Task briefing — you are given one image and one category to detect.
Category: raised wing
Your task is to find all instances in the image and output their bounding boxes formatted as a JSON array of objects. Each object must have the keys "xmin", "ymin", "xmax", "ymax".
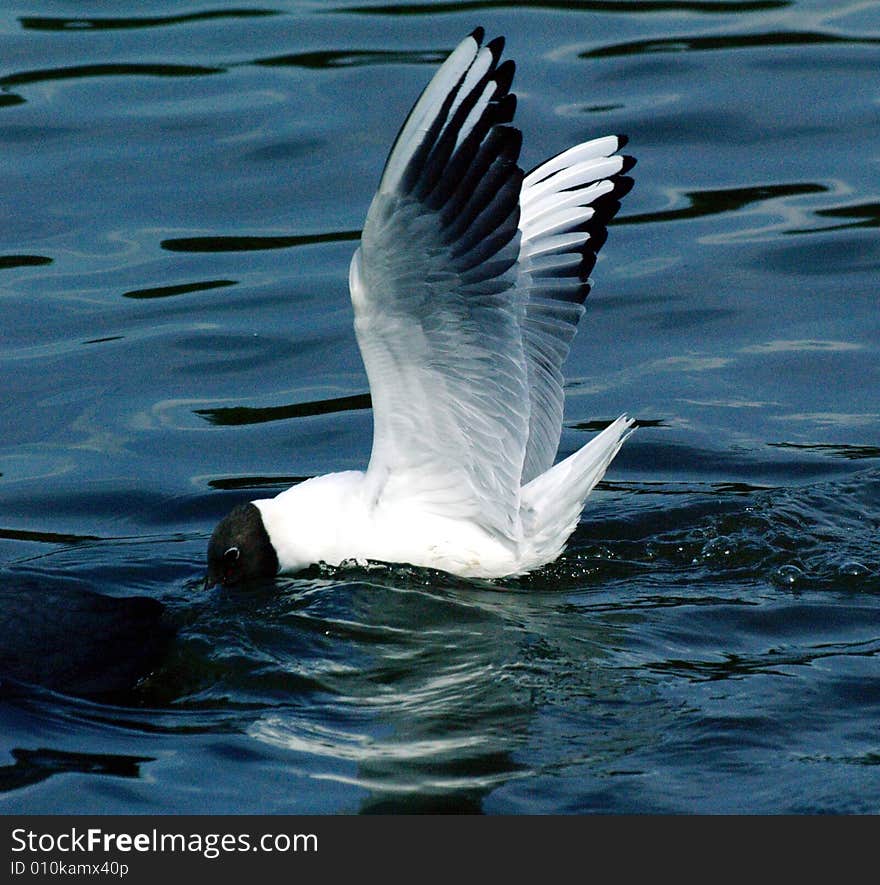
[
  {"xmin": 349, "ymin": 29, "xmax": 529, "ymax": 542},
  {"xmin": 517, "ymin": 138, "xmax": 635, "ymax": 483}
]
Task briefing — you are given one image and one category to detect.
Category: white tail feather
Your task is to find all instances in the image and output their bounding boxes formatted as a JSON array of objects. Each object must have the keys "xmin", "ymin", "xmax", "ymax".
[{"xmin": 519, "ymin": 415, "xmax": 634, "ymax": 568}]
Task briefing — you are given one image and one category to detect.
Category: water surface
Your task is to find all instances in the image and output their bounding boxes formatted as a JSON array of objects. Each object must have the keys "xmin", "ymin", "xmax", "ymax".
[{"xmin": 1, "ymin": 0, "xmax": 879, "ymax": 813}]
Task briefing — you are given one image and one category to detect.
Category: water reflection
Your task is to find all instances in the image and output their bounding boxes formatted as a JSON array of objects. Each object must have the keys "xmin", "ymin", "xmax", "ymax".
[
  {"xmin": 19, "ymin": 10, "xmax": 278, "ymax": 32},
  {"xmin": 0, "ymin": 746, "xmax": 152, "ymax": 793},
  {"xmin": 122, "ymin": 279, "xmax": 236, "ymax": 300},
  {"xmin": 196, "ymin": 393, "xmax": 371, "ymax": 426},
  {"xmin": 791, "ymin": 200, "xmax": 880, "ymax": 234},
  {"xmin": 241, "ymin": 573, "xmax": 639, "ymax": 811},
  {"xmin": 208, "ymin": 476, "xmax": 308, "ymax": 491},
  {"xmin": 335, "ymin": 1, "xmax": 790, "ymax": 16},
  {"xmin": 584, "ymin": 29, "xmax": 880, "ymax": 58},
  {"xmin": 256, "ymin": 49, "xmax": 447, "ymax": 69},
  {"xmin": 0, "ymin": 63, "xmax": 224, "ymax": 90},
  {"xmin": 618, "ymin": 182, "xmax": 827, "ymax": 227},
  {"xmin": 161, "ymin": 231, "xmax": 361, "ymax": 253},
  {"xmin": 768, "ymin": 442, "xmax": 880, "ymax": 461},
  {"xmin": 0, "ymin": 255, "xmax": 52, "ymax": 269}
]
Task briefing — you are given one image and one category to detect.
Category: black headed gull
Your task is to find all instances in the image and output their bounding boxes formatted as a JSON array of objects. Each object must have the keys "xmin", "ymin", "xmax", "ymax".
[{"xmin": 207, "ymin": 29, "xmax": 635, "ymax": 585}]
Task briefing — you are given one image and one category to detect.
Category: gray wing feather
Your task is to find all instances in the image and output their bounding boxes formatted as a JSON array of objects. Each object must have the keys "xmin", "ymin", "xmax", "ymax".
[{"xmin": 351, "ymin": 31, "xmax": 529, "ymax": 541}]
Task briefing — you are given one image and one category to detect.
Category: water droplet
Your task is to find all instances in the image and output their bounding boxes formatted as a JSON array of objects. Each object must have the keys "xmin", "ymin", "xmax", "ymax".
[
  {"xmin": 702, "ymin": 535, "xmax": 734, "ymax": 559},
  {"xmin": 837, "ymin": 560, "xmax": 871, "ymax": 579},
  {"xmin": 772, "ymin": 564, "xmax": 804, "ymax": 587}
]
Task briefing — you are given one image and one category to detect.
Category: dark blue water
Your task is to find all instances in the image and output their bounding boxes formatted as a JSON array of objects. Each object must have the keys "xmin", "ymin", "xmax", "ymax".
[{"xmin": 2, "ymin": 0, "xmax": 879, "ymax": 814}]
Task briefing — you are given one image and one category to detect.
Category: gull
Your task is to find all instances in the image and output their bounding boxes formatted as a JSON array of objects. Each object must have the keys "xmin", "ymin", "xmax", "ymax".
[{"xmin": 207, "ymin": 28, "xmax": 635, "ymax": 586}]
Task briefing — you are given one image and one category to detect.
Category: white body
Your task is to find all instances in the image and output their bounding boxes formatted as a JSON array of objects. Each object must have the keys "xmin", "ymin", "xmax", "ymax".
[{"xmin": 255, "ymin": 415, "xmax": 632, "ymax": 579}]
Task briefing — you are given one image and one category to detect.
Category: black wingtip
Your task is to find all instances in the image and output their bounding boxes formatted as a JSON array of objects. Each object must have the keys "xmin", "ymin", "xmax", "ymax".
[
  {"xmin": 503, "ymin": 92, "xmax": 518, "ymax": 122},
  {"xmin": 611, "ymin": 175, "xmax": 635, "ymax": 201},
  {"xmin": 492, "ymin": 124, "xmax": 523, "ymax": 164},
  {"xmin": 587, "ymin": 179, "xmax": 633, "ymax": 218},
  {"xmin": 619, "ymin": 155, "xmax": 637, "ymax": 176},
  {"xmin": 469, "ymin": 27, "xmax": 485, "ymax": 46},
  {"xmin": 486, "ymin": 35, "xmax": 506, "ymax": 61},
  {"xmin": 494, "ymin": 58, "xmax": 516, "ymax": 95},
  {"xmin": 615, "ymin": 133, "xmax": 629, "ymax": 150}
]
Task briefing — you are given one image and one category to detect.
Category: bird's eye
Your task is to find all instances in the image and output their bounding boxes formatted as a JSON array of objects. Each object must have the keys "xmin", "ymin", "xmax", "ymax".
[{"xmin": 222, "ymin": 546, "xmax": 240, "ymax": 582}]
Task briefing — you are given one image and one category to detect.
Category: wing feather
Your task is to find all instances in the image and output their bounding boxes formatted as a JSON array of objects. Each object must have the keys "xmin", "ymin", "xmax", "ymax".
[
  {"xmin": 518, "ymin": 140, "xmax": 635, "ymax": 483},
  {"xmin": 350, "ymin": 31, "xmax": 529, "ymax": 542}
]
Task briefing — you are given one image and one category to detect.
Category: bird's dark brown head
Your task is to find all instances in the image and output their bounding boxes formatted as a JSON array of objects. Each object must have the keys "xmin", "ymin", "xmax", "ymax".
[{"xmin": 206, "ymin": 503, "xmax": 279, "ymax": 588}]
